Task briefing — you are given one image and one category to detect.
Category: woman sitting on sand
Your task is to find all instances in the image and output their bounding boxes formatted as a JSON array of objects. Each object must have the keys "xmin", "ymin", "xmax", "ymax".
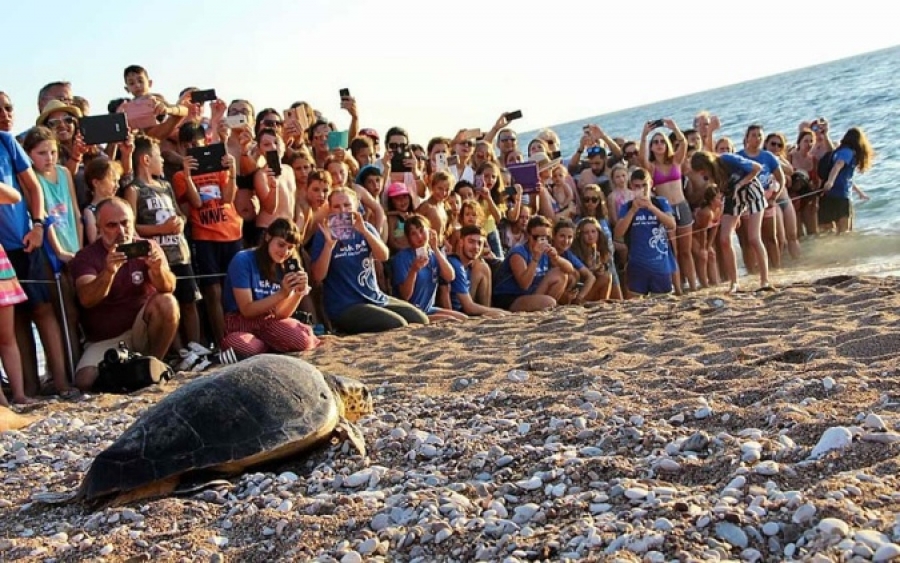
[
  {"xmin": 310, "ymin": 187, "xmax": 429, "ymax": 334},
  {"xmin": 222, "ymin": 219, "xmax": 320, "ymax": 359},
  {"xmin": 571, "ymin": 217, "xmax": 614, "ymax": 301},
  {"xmin": 551, "ymin": 218, "xmax": 595, "ymax": 304}
]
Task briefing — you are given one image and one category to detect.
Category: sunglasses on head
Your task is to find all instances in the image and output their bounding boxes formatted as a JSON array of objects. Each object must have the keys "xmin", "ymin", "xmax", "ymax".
[
  {"xmin": 586, "ymin": 147, "xmax": 605, "ymax": 157},
  {"xmin": 262, "ymin": 119, "xmax": 283, "ymax": 127},
  {"xmin": 47, "ymin": 116, "xmax": 76, "ymax": 127}
]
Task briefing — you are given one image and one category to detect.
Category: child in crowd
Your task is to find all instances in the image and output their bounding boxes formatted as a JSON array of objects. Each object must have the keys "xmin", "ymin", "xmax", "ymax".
[
  {"xmin": 125, "ymin": 134, "xmax": 206, "ymax": 366},
  {"xmin": 23, "ymin": 127, "xmax": 80, "ymax": 397},
  {"xmin": 613, "ymin": 167, "xmax": 677, "ymax": 297},
  {"xmin": 0, "ymin": 183, "xmax": 34, "ymax": 405},
  {"xmin": 386, "ymin": 182, "xmax": 415, "ymax": 254}
]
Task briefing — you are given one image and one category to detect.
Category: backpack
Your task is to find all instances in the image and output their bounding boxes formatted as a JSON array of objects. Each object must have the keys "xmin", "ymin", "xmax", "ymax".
[
  {"xmin": 816, "ymin": 150, "xmax": 836, "ymax": 183},
  {"xmin": 94, "ymin": 342, "xmax": 173, "ymax": 394}
]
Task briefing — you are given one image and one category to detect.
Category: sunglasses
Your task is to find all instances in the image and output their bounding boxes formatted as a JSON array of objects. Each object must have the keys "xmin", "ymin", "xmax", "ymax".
[
  {"xmin": 624, "ymin": 151, "xmax": 638, "ymax": 158},
  {"xmin": 586, "ymin": 147, "xmax": 606, "ymax": 157},
  {"xmin": 262, "ymin": 119, "xmax": 283, "ymax": 128},
  {"xmin": 458, "ymin": 140, "xmax": 474, "ymax": 147},
  {"xmin": 499, "ymin": 137, "xmax": 516, "ymax": 143},
  {"xmin": 1, "ymin": 105, "xmax": 13, "ymax": 113},
  {"xmin": 389, "ymin": 142, "xmax": 407, "ymax": 151},
  {"xmin": 651, "ymin": 139, "xmax": 667, "ymax": 145},
  {"xmin": 583, "ymin": 196, "xmax": 601, "ymax": 203},
  {"xmin": 47, "ymin": 116, "xmax": 76, "ymax": 127},
  {"xmin": 228, "ymin": 108, "xmax": 250, "ymax": 116},
  {"xmin": 768, "ymin": 141, "xmax": 784, "ymax": 148}
]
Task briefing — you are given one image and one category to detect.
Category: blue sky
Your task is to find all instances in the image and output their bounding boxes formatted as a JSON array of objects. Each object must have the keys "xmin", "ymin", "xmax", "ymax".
[{"xmin": 4, "ymin": 0, "xmax": 897, "ymax": 142}]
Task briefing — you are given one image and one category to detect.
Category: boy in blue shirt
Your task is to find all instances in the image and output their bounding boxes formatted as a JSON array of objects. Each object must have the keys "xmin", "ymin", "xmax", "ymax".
[{"xmin": 614, "ymin": 167, "xmax": 677, "ymax": 297}]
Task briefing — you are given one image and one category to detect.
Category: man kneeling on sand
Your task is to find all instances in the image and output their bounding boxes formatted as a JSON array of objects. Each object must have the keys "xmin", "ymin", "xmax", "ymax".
[{"xmin": 69, "ymin": 197, "xmax": 179, "ymax": 391}]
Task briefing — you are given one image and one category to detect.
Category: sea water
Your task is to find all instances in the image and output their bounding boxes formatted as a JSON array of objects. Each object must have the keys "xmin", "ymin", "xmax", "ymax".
[{"xmin": 523, "ymin": 44, "xmax": 900, "ymax": 280}]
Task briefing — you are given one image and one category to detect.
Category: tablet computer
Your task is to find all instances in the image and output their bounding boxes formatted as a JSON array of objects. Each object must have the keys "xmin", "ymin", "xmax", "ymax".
[
  {"xmin": 80, "ymin": 114, "xmax": 128, "ymax": 146},
  {"xmin": 186, "ymin": 143, "xmax": 227, "ymax": 176},
  {"xmin": 507, "ymin": 162, "xmax": 539, "ymax": 193}
]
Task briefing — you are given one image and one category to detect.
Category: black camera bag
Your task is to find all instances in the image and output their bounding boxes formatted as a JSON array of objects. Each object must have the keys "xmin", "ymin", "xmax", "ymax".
[{"xmin": 94, "ymin": 351, "xmax": 174, "ymax": 394}]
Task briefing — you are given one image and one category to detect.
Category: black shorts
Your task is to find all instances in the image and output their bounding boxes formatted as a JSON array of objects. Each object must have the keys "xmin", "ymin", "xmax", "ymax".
[
  {"xmin": 191, "ymin": 239, "xmax": 242, "ymax": 287},
  {"xmin": 818, "ymin": 196, "xmax": 851, "ymax": 224},
  {"xmin": 170, "ymin": 263, "xmax": 201, "ymax": 304},
  {"xmin": 492, "ymin": 293, "xmax": 520, "ymax": 311},
  {"xmin": 6, "ymin": 247, "xmax": 53, "ymax": 308}
]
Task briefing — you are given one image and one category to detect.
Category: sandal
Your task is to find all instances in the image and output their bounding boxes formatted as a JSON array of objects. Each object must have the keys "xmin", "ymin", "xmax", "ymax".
[{"xmin": 58, "ymin": 388, "xmax": 82, "ymax": 401}]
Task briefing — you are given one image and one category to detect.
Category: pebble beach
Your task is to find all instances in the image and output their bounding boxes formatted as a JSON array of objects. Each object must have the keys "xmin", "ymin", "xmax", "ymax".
[{"xmin": 2, "ymin": 274, "xmax": 900, "ymax": 562}]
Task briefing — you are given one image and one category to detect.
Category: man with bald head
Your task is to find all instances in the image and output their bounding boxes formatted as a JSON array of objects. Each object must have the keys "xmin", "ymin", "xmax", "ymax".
[{"xmin": 69, "ymin": 197, "xmax": 179, "ymax": 391}]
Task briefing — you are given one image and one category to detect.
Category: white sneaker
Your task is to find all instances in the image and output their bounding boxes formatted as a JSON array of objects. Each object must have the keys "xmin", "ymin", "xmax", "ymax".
[
  {"xmin": 192, "ymin": 357, "xmax": 212, "ymax": 372},
  {"xmin": 176, "ymin": 351, "xmax": 200, "ymax": 371},
  {"xmin": 187, "ymin": 342, "xmax": 213, "ymax": 356},
  {"xmin": 213, "ymin": 348, "xmax": 239, "ymax": 365}
]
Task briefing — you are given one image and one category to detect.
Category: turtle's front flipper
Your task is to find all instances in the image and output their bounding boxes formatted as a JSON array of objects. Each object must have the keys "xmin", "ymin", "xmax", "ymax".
[
  {"xmin": 31, "ymin": 491, "xmax": 78, "ymax": 505},
  {"xmin": 332, "ymin": 418, "xmax": 367, "ymax": 457}
]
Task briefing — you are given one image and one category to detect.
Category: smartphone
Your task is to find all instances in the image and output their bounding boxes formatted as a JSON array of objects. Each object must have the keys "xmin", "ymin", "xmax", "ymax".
[
  {"xmin": 284, "ymin": 108, "xmax": 298, "ymax": 121},
  {"xmin": 463, "ymin": 128, "xmax": 482, "ymax": 140},
  {"xmin": 265, "ymin": 150, "xmax": 282, "ymax": 177},
  {"xmin": 475, "ymin": 175, "xmax": 486, "ymax": 191},
  {"xmin": 649, "ymin": 119, "xmax": 665, "ymax": 129},
  {"xmin": 118, "ymin": 240, "xmax": 151, "ymax": 259},
  {"xmin": 811, "ymin": 124, "xmax": 821, "ymax": 133},
  {"xmin": 190, "ymin": 89, "xmax": 217, "ymax": 104},
  {"xmin": 447, "ymin": 154, "xmax": 460, "ymax": 167},
  {"xmin": 391, "ymin": 146, "xmax": 413, "ymax": 173},
  {"xmin": 504, "ymin": 186, "xmax": 517, "ymax": 198},
  {"xmin": 505, "ymin": 110, "xmax": 523, "ymax": 122},
  {"xmin": 284, "ymin": 257, "xmax": 301, "ymax": 273},
  {"xmin": 415, "ymin": 246, "xmax": 428, "ymax": 259},
  {"xmin": 224, "ymin": 114, "xmax": 247, "ymax": 129},
  {"xmin": 434, "ymin": 153, "xmax": 448, "ymax": 171},
  {"xmin": 339, "ymin": 88, "xmax": 351, "ymax": 99},
  {"xmin": 550, "ymin": 150, "xmax": 562, "ymax": 160}
]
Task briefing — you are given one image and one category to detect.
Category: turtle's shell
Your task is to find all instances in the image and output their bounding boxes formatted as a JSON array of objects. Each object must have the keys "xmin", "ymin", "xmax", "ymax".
[{"xmin": 80, "ymin": 354, "xmax": 341, "ymax": 503}]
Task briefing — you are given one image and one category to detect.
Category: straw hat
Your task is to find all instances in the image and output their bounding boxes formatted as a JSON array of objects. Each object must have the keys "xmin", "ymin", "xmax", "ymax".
[{"xmin": 36, "ymin": 100, "xmax": 82, "ymax": 126}]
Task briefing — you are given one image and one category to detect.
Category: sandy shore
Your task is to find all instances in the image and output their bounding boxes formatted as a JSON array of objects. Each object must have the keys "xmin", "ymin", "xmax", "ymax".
[{"xmin": 2, "ymin": 275, "xmax": 900, "ymax": 562}]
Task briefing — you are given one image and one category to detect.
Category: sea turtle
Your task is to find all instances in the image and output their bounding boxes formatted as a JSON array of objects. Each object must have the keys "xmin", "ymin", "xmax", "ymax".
[{"xmin": 42, "ymin": 354, "xmax": 372, "ymax": 507}]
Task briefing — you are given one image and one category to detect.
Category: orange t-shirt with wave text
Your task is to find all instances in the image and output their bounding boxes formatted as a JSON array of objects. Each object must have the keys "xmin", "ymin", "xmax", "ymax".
[{"xmin": 172, "ymin": 170, "xmax": 242, "ymax": 242}]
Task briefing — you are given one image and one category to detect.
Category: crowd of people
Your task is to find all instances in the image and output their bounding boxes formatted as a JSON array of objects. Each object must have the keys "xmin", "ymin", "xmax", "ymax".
[{"xmin": 0, "ymin": 66, "xmax": 875, "ymax": 403}]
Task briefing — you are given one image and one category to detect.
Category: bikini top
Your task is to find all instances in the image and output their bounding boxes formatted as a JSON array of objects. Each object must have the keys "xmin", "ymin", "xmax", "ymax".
[{"xmin": 652, "ymin": 163, "xmax": 682, "ymax": 186}]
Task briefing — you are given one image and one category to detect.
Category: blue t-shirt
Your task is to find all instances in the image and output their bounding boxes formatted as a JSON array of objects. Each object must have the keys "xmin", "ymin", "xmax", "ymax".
[
  {"xmin": 737, "ymin": 149, "xmax": 780, "ymax": 191},
  {"xmin": 0, "ymin": 132, "xmax": 33, "ymax": 250},
  {"xmin": 310, "ymin": 222, "xmax": 388, "ymax": 319},
  {"xmin": 493, "ymin": 244, "xmax": 550, "ymax": 296},
  {"xmin": 448, "ymin": 255, "xmax": 471, "ymax": 312},
  {"xmin": 719, "ymin": 153, "xmax": 758, "ymax": 193},
  {"xmin": 619, "ymin": 197, "xmax": 677, "ymax": 274},
  {"xmin": 825, "ymin": 147, "xmax": 856, "ymax": 199},
  {"xmin": 222, "ymin": 249, "xmax": 283, "ymax": 314},
  {"xmin": 562, "ymin": 249, "xmax": 585, "ymax": 270},
  {"xmin": 392, "ymin": 247, "xmax": 440, "ymax": 314}
]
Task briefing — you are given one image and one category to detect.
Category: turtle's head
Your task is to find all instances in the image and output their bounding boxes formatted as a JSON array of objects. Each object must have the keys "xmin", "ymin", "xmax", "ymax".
[{"xmin": 327, "ymin": 375, "xmax": 373, "ymax": 422}]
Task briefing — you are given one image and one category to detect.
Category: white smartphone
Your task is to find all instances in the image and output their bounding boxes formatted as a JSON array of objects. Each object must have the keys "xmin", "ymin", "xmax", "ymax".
[
  {"xmin": 434, "ymin": 153, "xmax": 449, "ymax": 172},
  {"xmin": 224, "ymin": 114, "xmax": 247, "ymax": 129},
  {"xmin": 415, "ymin": 246, "xmax": 428, "ymax": 259}
]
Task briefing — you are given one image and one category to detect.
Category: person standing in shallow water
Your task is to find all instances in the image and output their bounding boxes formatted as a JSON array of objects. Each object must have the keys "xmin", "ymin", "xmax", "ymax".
[{"xmin": 818, "ymin": 127, "xmax": 874, "ymax": 234}]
